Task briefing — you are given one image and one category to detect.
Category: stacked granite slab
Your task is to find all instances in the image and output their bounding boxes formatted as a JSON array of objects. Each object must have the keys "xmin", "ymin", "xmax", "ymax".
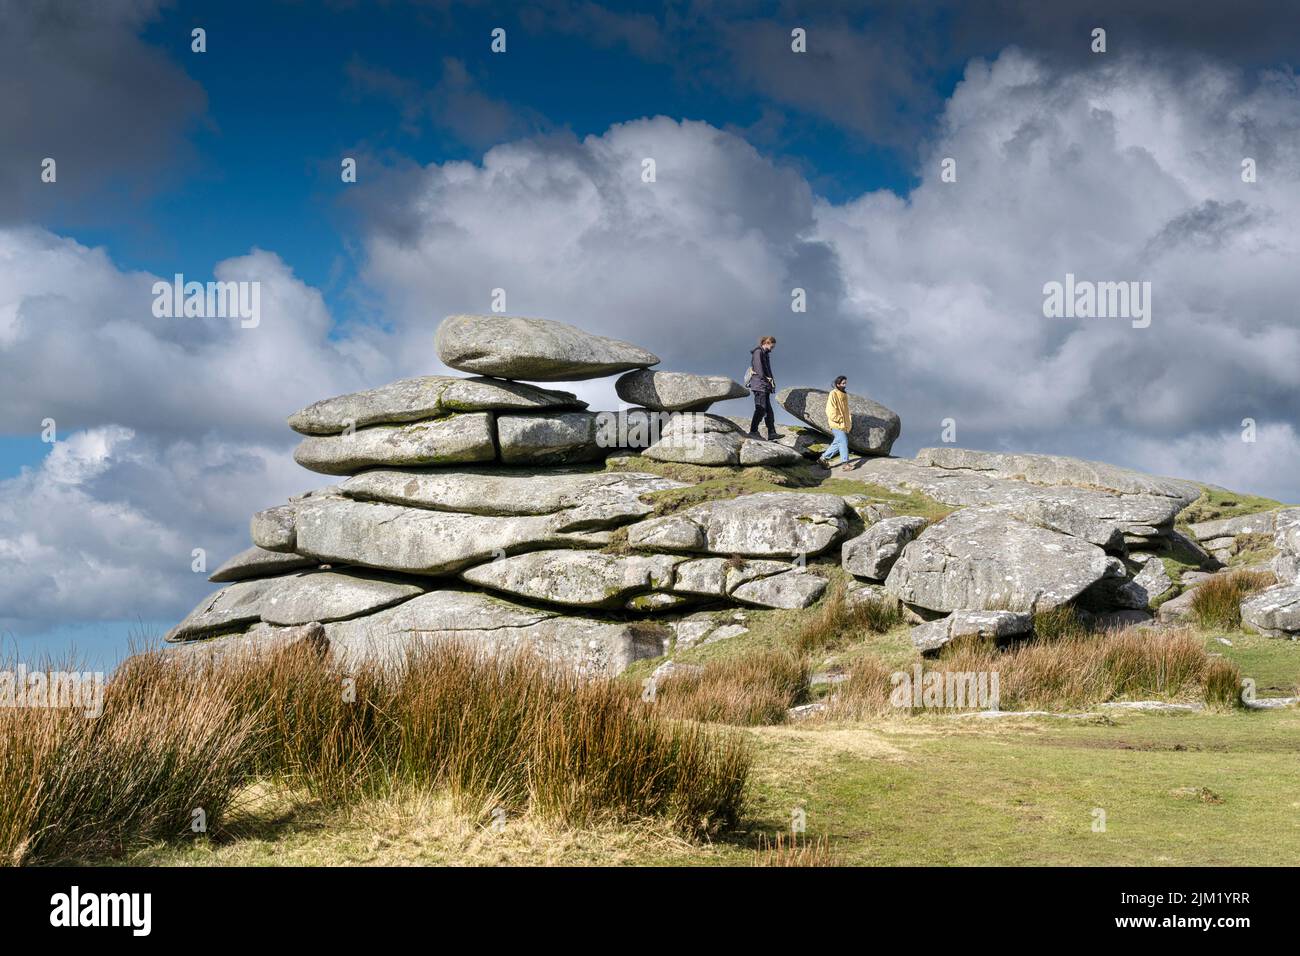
[
  {"xmin": 169, "ymin": 314, "xmax": 844, "ymax": 674},
  {"xmin": 837, "ymin": 448, "xmax": 1205, "ymax": 652}
]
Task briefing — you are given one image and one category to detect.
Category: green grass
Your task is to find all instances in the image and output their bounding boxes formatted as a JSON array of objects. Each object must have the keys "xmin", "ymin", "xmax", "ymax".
[{"xmin": 1178, "ymin": 485, "xmax": 1288, "ymax": 528}]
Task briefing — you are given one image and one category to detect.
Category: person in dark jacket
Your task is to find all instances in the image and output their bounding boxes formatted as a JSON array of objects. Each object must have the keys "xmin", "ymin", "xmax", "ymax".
[{"xmin": 747, "ymin": 335, "xmax": 778, "ymax": 440}]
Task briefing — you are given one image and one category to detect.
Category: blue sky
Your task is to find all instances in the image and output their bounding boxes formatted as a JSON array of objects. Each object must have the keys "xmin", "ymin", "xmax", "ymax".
[{"xmin": 2, "ymin": 1, "xmax": 1298, "ymax": 668}]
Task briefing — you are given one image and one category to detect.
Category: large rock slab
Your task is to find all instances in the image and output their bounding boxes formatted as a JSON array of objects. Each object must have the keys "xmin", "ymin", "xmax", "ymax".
[
  {"xmin": 259, "ymin": 570, "xmax": 425, "ymax": 626},
  {"xmin": 251, "ymin": 505, "xmax": 298, "ymax": 551},
  {"xmin": 911, "ymin": 609, "xmax": 1033, "ymax": 654},
  {"xmin": 166, "ymin": 578, "xmax": 278, "ymax": 642},
  {"xmin": 615, "ymin": 370, "xmax": 746, "ymax": 412},
  {"xmin": 496, "ymin": 411, "xmax": 606, "ymax": 465},
  {"xmin": 627, "ymin": 492, "xmax": 848, "ymax": 558},
  {"xmin": 293, "ymin": 413, "xmax": 496, "ymax": 475},
  {"xmin": 292, "ymin": 496, "xmax": 610, "ymax": 575},
  {"xmin": 288, "ymin": 376, "xmax": 585, "ymax": 435},
  {"xmin": 340, "ymin": 468, "xmax": 683, "ymax": 529},
  {"xmin": 210, "ymin": 546, "xmax": 318, "ymax": 583},
  {"xmin": 1240, "ymin": 585, "xmax": 1300, "ymax": 638},
  {"xmin": 731, "ymin": 570, "xmax": 827, "ymax": 609},
  {"xmin": 461, "ymin": 551, "xmax": 683, "ymax": 609},
  {"xmin": 436, "ymin": 314, "xmax": 659, "ymax": 381},
  {"xmin": 884, "ymin": 507, "xmax": 1112, "ymax": 613},
  {"xmin": 1187, "ymin": 510, "xmax": 1280, "ymax": 542},
  {"xmin": 642, "ymin": 413, "xmax": 801, "ymax": 467},
  {"xmin": 915, "ymin": 448, "xmax": 1203, "ymax": 503},
  {"xmin": 842, "ymin": 516, "xmax": 929, "ymax": 580},
  {"xmin": 323, "ymin": 589, "xmax": 664, "ymax": 675},
  {"xmin": 776, "ymin": 387, "xmax": 901, "ymax": 456},
  {"xmin": 162, "ymin": 622, "xmax": 328, "ymax": 662}
]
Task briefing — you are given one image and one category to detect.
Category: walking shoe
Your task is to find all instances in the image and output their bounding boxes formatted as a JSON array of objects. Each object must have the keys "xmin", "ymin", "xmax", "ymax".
[{"xmin": 747, "ymin": 430, "xmax": 762, "ymax": 439}]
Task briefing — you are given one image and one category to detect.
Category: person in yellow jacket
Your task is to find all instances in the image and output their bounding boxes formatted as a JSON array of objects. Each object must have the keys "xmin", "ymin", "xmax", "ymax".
[{"xmin": 818, "ymin": 376, "xmax": 852, "ymax": 469}]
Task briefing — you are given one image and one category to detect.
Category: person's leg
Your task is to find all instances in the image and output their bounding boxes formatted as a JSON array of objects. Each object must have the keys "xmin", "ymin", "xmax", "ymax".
[
  {"xmin": 762, "ymin": 393, "xmax": 777, "ymax": 438},
  {"xmin": 833, "ymin": 429, "xmax": 850, "ymax": 464},
  {"xmin": 748, "ymin": 392, "xmax": 764, "ymax": 436}
]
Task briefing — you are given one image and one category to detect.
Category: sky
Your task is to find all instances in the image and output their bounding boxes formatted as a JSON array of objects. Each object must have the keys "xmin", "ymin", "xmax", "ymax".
[{"xmin": 2, "ymin": 0, "xmax": 1298, "ymax": 668}]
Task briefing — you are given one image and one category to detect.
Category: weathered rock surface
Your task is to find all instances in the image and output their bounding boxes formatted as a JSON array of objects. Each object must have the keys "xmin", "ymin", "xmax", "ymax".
[
  {"xmin": 260, "ymin": 570, "xmax": 425, "ymax": 626},
  {"xmin": 1187, "ymin": 510, "xmax": 1280, "ymax": 541},
  {"xmin": 163, "ymin": 622, "xmax": 327, "ymax": 663},
  {"xmin": 911, "ymin": 609, "xmax": 1033, "ymax": 653},
  {"xmin": 323, "ymin": 589, "xmax": 665, "ymax": 675},
  {"xmin": 339, "ymin": 468, "xmax": 683, "ymax": 529},
  {"xmin": 288, "ymin": 376, "xmax": 585, "ymax": 435},
  {"xmin": 615, "ymin": 370, "xmax": 746, "ymax": 412},
  {"xmin": 641, "ymin": 413, "xmax": 801, "ymax": 467},
  {"xmin": 293, "ymin": 413, "xmax": 496, "ymax": 475},
  {"xmin": 1155, "ymin": 587, "xmax": 1199, "ymax": 624},
  {"xmin": 731, "ymin": 570, "xmax": 827, "ymax": 609},
  {"xmin": 436, "ymin": 314, "xmax": 659, "ymax": 381},
  {"xmin": 461, "ymin": 551, "xmax": 683, "ymax": 609},
  {"xmin": 915, "ymin": 448, "xmax": 1203, "ymax": 502},
  {"xmin": 293, "ymin": 497, "xmax": 609, "ymax": 575},
  {"xmin": 251, "ymin": 504, "xmax": 298, "ymax": 551},
  {"xmin": 1123, "ymin": 559, "xmax": 1175, "ymax": 609},
  {"xmin": 884, "ymin": 507, "xmax": 1112, "ymax": 613},
  {"xmin": 209, "ymin": 546, "xmax": 318, "ymax": 583},
  {"xmin": 671, "ymin": 557, "xmax": 790, "ymax": 597},
  {"xmin": 777, "ymin": 387, "xmax": 901, "ymax": 455},
  {"xmin": 1240, "ymin": 585, "xmax": 1300, "ymax": 638},
  {"xmin": 496, "ymin": 411, "xmax": 607, "ymax": 465},
  {"xmin": 628, "ymin": 492, "xmax": 848, "ymax": 558},
  {"xmin": 842, "ymin": 516, "xmax": 930, "ymax": 580},
  {"xmin": 166, "ymin": 578, "xmax": 278, "ymax": 642}
]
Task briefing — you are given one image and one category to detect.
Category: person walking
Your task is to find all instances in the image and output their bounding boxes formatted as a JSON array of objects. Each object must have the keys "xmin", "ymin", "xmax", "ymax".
[
  {"xmin": 747, "ymin": 335, "xmax": 778, "ymax": 441},
  {"xmin": 818, "ymin": 375, "xmax": 852, "ymax": 469}
]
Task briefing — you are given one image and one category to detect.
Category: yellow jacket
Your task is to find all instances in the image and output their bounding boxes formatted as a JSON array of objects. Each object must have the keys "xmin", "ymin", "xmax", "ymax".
[{"xmin": 825, "ymin": 388, "xmax": 851, "ymax": 431}]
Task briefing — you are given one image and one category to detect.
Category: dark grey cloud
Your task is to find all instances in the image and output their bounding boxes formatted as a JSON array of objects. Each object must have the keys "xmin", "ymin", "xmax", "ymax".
[{"xmin": 0, "ymin": 0, "xmax": 207, "ymax": 224}]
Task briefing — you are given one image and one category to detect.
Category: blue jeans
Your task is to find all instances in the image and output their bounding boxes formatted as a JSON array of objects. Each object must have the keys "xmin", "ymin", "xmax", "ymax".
[{"xmin": 820, "ymin": 429, "xmax": 850, "ymax": 464}]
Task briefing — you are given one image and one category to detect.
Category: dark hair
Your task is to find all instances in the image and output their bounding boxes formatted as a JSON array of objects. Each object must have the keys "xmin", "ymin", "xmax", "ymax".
[
  {"xmin": 834, "ymin": 375, "xmax": 847, "ymax": 386},
  {"xmin": 759, "ymin": 335, "xmax": 776, "ymax": 346}
]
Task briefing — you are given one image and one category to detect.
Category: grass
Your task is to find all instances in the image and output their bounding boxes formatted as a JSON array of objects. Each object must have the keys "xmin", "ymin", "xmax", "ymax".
[
  {"xmin": 1178, "ymin": 485, "xmax": 1288, "ymax": 528},
  {"xmin": 1, "ymin": 640, "xmax": 751, "ymax": 864},
  {"xmin": 649, "ymin": 650, "xmax": 810, "ymax": 725},
  {"xmin": 1190, "ymin": 569, "xmax": 1275, "ymax": 630},
  {"xmin": 792, "ymin": 578, "xmax": 905, "ymax": 654}
]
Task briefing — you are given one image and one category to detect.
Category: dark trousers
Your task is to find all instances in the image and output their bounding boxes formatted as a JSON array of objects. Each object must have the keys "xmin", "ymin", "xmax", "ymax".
[{"xmin": 749, "ymin": 390, "xmax": 775, "ymax": 435}]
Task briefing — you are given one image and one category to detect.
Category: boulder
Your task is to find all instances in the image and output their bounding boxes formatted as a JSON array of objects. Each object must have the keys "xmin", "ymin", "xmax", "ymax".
[
  {"xmin": 776, "ymin": 387, "xmax": 901, "ymax": 456},
  {"xmin": 259, "ymin": 570, "xmax": 425, "ymax": 626},
  {"xmin": 292, "ymin": 497, "xmax": 609, "ymax": 575},
  {"xmin": 842, "ymin": 516, "xmax": 929, "ymax": 580},
  {"xmin": 338, "ymin": 468, "xmax": 683, "ymax": 529},
  {"xmin": 642, "ymin": 414, "xmax": 802, "ymax": 467},
  {"xmin": 1114, "ymin": 559, "xmax": 1174, "ymax": 611},
  {"xmin": 163, "ymin": 622, "xmax": 328, "ymax": 662},
  {"xmin": 739, "ymin": 439, "xmax": 803, "ymax": 466},
  {"xmin": 615, "ymin": 370, "xmax": 746, "ymax": 412},
  {"xmin": 884, "ymin": 507, "xmax": 1112, "ymax": 613},
  {"xmin": 1155, "ymin": 587, "xmax": 1199, "ymax": 624},
  {"xmin": 496, "ymin": 412, "xmax": 606, "ymax": 465},
  {"xmin": 731, "ymin": 570, "xmax": 827, "ymax": 609},
  {"xmin": 435, "ymin": 313, "xmax": 659, "ymax": 381},
  {"xmin": 1188, "ymin": 510, "xmax": 1279, "ymax": 542},
  {"xmin": 293, "ymin": 413, "xmax": 496, "ymax": 475},
  {"xmin": 323, "ymin": 589, "xmax": 665, "ymax": 675},
  {"xmin": 251, "ymin": 504, "xmax": 298, "ymax": 552},
  {"xmin": 627, "ymin": 492, "xmax": 849, "ymax": 558},
  {"xmin": 166, "ymin": 578, "xmax": 279, "ymax": 642},
  {"xmin": 288, "ymin": 376, "xmax": 585, "ymax": 435},
  {"xmin": 910, "ymin": 610, "xmax": 1033, "ymax": 653},
  {"xmin": 460, "ymin": 551, "xmax": 683, "ymax": 609},
  {"xmin": 1240, "ymin": 585, "xmax": 1300, "ymax": 638},
  {"xmin": 209, "ymin": 546, "xmax": 318, "ymax": 583}
]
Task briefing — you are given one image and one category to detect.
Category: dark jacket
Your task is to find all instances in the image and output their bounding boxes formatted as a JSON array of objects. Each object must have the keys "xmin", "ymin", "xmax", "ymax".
[{"xmin": 749, "ymin": 346, "xmax": 774, "ymax": 394}]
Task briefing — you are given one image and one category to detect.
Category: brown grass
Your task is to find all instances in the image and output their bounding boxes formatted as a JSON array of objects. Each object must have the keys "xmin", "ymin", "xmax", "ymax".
[
  {"xmin": 650, "ymin": 650, "xmax": 810, "ymax": 725},
  {"xmin": 1190, "ymin": 569, "xmax": 1276, "ymax": 630},
  {"xmin": 792, "ymin": 579, "xmax": 904, "ymax": 654},
  {"xmin": 752, "ymin": 832, "xmax": 837, "ymax": 866},
  {"xmin": 1, "ymin": 640, "xmax": 751, "ymax": 864},
  {"xmin": 827, "ymin": 626, "xmax": 1239, "ymax": 715},
  {"xmin": 1032, "ymin": 604, "xmax": 1090, "ymax": 642}
]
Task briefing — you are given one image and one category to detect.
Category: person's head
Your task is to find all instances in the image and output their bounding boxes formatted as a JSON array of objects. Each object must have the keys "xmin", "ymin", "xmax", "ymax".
[
  {"xmin": 833, "ymin": 375, "xmax": 847, "ymax": 390},
  {"xmin": 759, "ymin": 335, "xmax": 776, "ymax": 351}
]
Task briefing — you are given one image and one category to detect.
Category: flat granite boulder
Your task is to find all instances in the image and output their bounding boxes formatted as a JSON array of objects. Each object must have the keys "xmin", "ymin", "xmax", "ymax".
[
  {"xmin": 777, "ymin": 387, "xmax": 901, "ymax": 456},
  {"xmin": 288, "ymin": 376, "xmax": 585, "ymax": 435},
  {"xmin": 259, "ymin": 570, "xmax": 425, "ymax": 626},
  {"xmin": 615, "ymin": 370, "xmax": 746, "ymax": 412},
  {"xmin": 340, "ymin": 468, "xmax": 684, "ymax": 529},
  {"xmin": 461, "ymin": 551, "xmax": 683, "ymax": 609},
  {"xmin": 842, "ymin": 516, "xmax": 929, "ymax": 580},
  {"xmin": 163, "ymin": 622, "xmax": 328, "ymax": 662},
  {"xmin": 166, "ymin": 578, "xmax": 279, "ymax": 642},
  {"xmin": 436, "ymin": 314, "xmax": 659, "ymax": 381},
  {"xmin": 1240, "ymin": 585, "xmax": 1300, "ymax": 638},
  {"xmin": 641, "ymin": 413, "xmax": 803, "ymax": 467},
  {"xmin": 731, "ymin": 570, "xmax": 827, "ymax": 609},
  {"xmin": 627, "ymin": 492, "xmax": 848, "ymax": 558},
  {"xmin": 496, "ymin": 411, "xmax": 607, "ymax": 465},
  {"xmin": 293, "ymin": 496, "xmax": 610, "ymax": 575},
  {"xmin": 293, "ymin": 413, "xmax": 496, "ymax": 475},
  {"xmin": 910, "ymin": 609, "xmax": 1034, "ymax": 653},
  {"xmin": 210, "ymin": 546, "xmax": 318, "ymax": 583},
  {"xmin": 884, "ymin": 507, "xmax": 1112, "ymax": 613},
  {"xmin": 323, "ymin": 589, "xmax": 665, "ymax": 675}
]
